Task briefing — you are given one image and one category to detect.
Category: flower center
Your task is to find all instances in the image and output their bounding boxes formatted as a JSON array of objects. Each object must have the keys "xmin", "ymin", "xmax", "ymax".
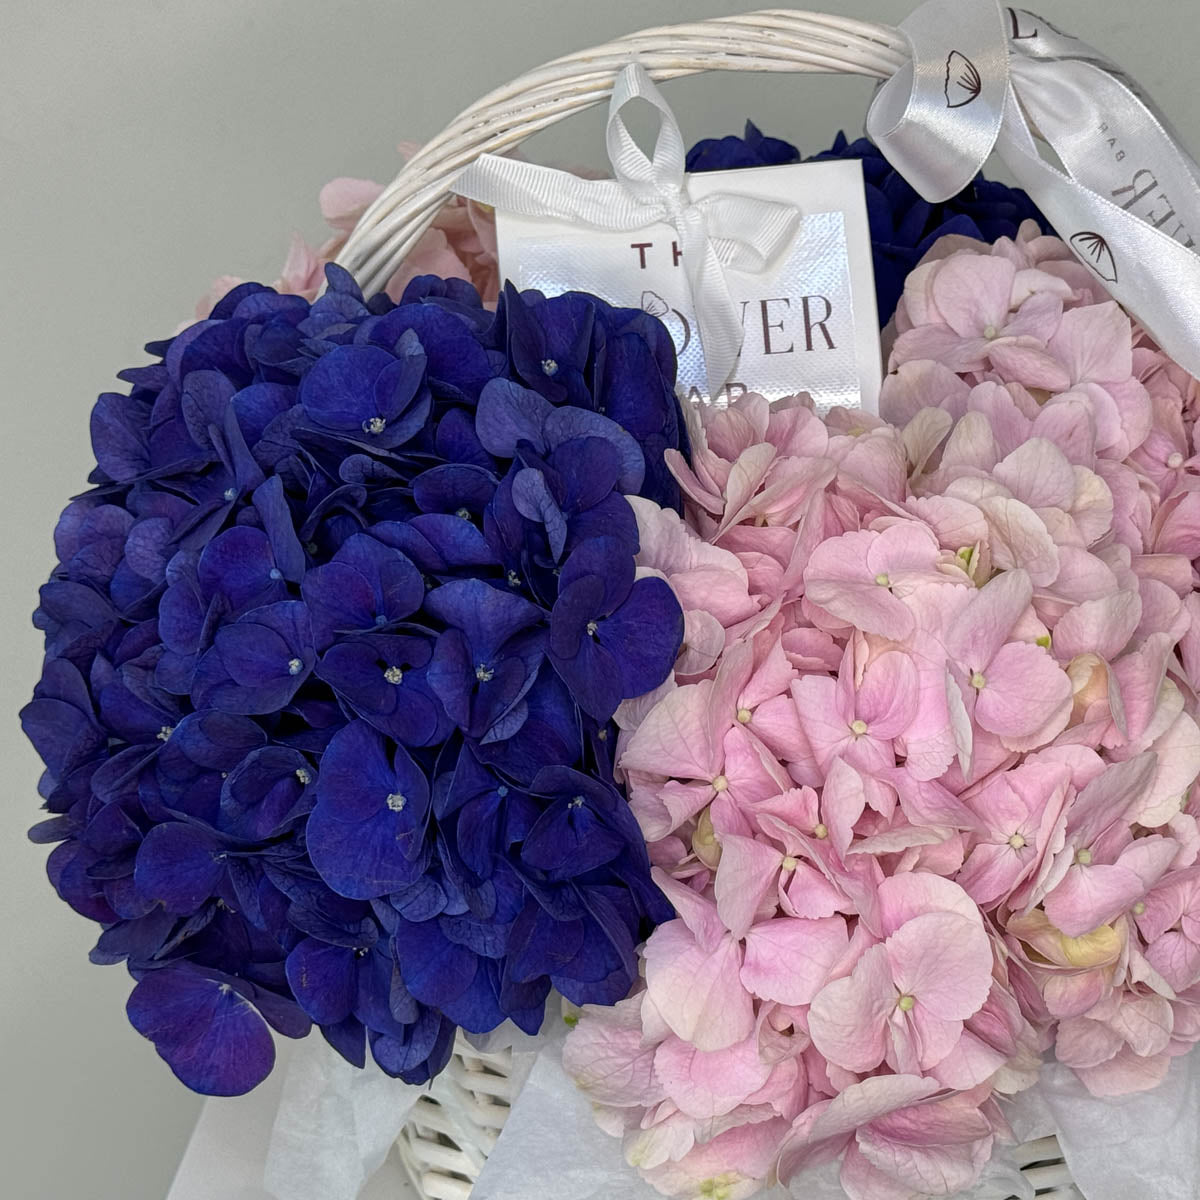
[
  {"xmin": 736, "ymin": 706, "xmax": 753, "ymax": 724},
  {"xmin": 970, "ymin": 671, "xmax": 987, "ymax": 689},
  {"xmin": 781, "ymin": 855, "xmax": 799, "ymax": 871},
  {"xmin": 287, "ymin": 657, "xmax": 304, "ymax": 676},
  {"xmin": 813, "ymin": 823, "xmax": 829, "ymax": 840},
  {"xmin": 506, "ymin": 570, "xmax": 522, "ymax": 588},
  {"xmin": 476, "ymin": 663, "xmax": 494, "ymax": 682},
  {"xmin": 223, "ymin": 487, "xmax": 237, "ymax": 502},
  {"xmin": 586, "ymin": 620, "xmax": 599, "ymax": 637},
  {"xmin": 156, "ymin": 724, "xmax": 173, "ymax": 742},
  {"xmin": 1168, "ymin": 451, "xmax": 1185, "ymax": 469},
  {"xmin": 1036, "ymin": 634, "xmax": 1051, "ymax": 649},
  {"xmin": 897, "ymin": 994, "xmax": 916, "ymax": 1012},
  {"xmin": 384, "ymin": 665, "xmax": 404, "ymax": 685},
  {"xmin": 375, "ymin": 614, "xmax": 388, "ymax": 627},
  {"xmin": 1132, "ymin": 900, "xmax": 1147, "ymax": 916},
  {"xmin": 269, "ymin": 567, "xmax": 283, "ymax": 581},
  {"xmin": 850, "ymin": 719, "xmax": 868, "ymax": 736},
  {"xmin": 455, "ymin": 507, "xmax": 473, "ymax": 520},
  {"xmin": 1075, "ymin": 847, "xmax": 1094, "ymax": 866},
  {"xmin": 386, "ymin": 792, "xmax": 407, "ymax": 812},
  {"xmin": 568, "ymin": 795, "xmax": 585, "ymax": 809},
  {"xmin": 1008, "ymin": 832, "xmax": 1026, "ymax": 850},
  {"xmin": 295, "ymin": 767, "xmax": 312, "ymax": 785},
  {"xmin": 541, "ymin": 358, "xmax": 559, "ymax": 376},
  {"xmin": 874, "ymin": 572, "xmax": 890, "ymax": 587},
  {"xmin": 711, "ymin": 774, "xmax": 729, "ymax": 792},
  {"xmin": 362, "ymin": 416, "xmax": 387, "ymax": 434},
  {"xmin": 983, "ymin": 324, "xmax": 998, "ymax": 339}
]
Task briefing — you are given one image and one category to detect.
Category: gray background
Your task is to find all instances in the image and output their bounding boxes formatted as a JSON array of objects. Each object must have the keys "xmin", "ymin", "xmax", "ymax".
[{"xmin": 1, "ymin": 2, "xmax": 1188, "ymax": 1197}]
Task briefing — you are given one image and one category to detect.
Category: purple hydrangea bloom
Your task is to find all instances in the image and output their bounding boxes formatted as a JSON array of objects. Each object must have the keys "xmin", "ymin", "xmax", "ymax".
[{"xmin": 22, "ymin": 264, "xmax": 685, "ymax": 1095}]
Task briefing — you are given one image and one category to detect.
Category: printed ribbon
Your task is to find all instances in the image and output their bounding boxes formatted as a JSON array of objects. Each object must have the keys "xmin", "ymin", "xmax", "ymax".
[
  {"xmin": 868, "ymin": 0, "xmax": 1200, "ymax": 380},
  {"xmin": 453, "ymin": 63, "xmax": 800, "ymax": 400}
]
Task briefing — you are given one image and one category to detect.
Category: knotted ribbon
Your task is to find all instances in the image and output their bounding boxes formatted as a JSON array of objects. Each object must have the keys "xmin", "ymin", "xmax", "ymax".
[
  {"xmin": 453, "ymin": 63, "xmax": 800, "ymax": 400},
  {"xmin": 868, "ymin": 0, "xmax": 1200, "ymax": 380}
]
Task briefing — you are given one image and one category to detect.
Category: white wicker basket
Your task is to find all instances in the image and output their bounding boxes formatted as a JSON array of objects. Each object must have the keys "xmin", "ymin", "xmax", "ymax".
[{"xmin": 334, "ymin": 9, "xmax": 1086, "ymax": 1199}]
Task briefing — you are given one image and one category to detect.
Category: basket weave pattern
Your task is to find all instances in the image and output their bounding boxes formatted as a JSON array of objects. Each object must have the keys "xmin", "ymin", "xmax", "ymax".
[{"xmin": 341, "ymin": 10, "xmax": 1088, "ymax": 1199}]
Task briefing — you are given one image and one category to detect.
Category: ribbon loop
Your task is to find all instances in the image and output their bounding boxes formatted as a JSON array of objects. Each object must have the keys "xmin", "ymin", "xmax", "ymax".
[
  {"xmin": 869, "ymin": 0, "xmax": 1200, "ymax": 383},
  {"xmin": 453, "ymin": 62, "xmax": 800, "ymax": 399}
]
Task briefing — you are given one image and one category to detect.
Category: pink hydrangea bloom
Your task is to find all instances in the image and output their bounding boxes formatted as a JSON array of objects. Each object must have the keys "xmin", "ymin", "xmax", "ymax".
[
  {"xmin": 560, "ymin": 222, "xmax": 1200, "ymax": 1199},
  {"xmin": 191, "ymin": 149, "xmax": 499, "ymax": 320}
]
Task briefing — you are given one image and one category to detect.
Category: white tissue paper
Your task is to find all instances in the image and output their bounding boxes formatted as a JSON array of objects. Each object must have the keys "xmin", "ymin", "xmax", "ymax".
[
  {"xmin": 1041, "ymin": 1054, "xmax": 1200, "ymax": 1200},
  {"xmin": 259, "ymin": 1019, "xmax": 1199, "ymax": 1200},
  {"xmin": 263, "ymin": 1034, "xmax": 424, "ymax": 1200}
]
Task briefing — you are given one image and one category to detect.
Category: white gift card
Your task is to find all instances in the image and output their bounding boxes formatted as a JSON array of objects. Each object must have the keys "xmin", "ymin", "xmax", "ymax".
[{"xmin": 495, "ymin": 158, "xmax": 881, "ymax": 412}]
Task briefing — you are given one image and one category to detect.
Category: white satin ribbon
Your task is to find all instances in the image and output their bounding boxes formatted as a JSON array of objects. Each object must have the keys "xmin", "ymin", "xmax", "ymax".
[
  {"xmin": 868, "ymin": 0, "xmax": 1200, "ymax": 380},
  {"xmin": 453, "ymin": 63, "xmax": 800, "ymax": 400}
]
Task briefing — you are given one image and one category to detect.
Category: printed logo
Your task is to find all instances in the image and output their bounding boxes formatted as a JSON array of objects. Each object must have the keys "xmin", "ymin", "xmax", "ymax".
[
  {"xmin": 944, "ymin": 51, "xmax": 983, "ymax": 108},
  {"xmin": 1070, "ymin": 231, "xmax": 1118, "ymax": 283}
]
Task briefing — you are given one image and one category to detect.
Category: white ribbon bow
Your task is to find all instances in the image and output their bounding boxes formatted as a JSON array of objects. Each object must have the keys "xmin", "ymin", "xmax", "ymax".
[
  {"xmin": 868, "ymin": 0, "xmax": 1200, "ymax": 380},
  {"xmin": 453, "ymin": 63, "xmax": 800, "ymax": 400}
]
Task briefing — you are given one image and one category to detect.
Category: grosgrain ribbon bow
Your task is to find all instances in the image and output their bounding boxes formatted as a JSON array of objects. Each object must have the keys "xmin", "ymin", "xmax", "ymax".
[
  {"xmin": 868, "ymin": 0, "xmax": 1200, "ymax": 381},
  {"xmin": 453, "ymin": 63, "xmax": 800, "ymax": 400}
]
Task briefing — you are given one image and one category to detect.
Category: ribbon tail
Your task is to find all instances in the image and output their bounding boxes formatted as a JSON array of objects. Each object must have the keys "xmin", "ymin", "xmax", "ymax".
[
  {"xmin": 686, "ymin": 239, "xmax": 744, "ymax": 401},
  {"xmin": 994, "ymin": 105, "xmax": 1200, "ymax": 384}
]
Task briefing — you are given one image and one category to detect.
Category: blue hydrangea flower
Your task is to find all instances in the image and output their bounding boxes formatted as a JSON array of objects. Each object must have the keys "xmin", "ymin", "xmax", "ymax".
[
  {"xmin": 22, "ymin": 264, "xmax": 686, "ymax": 1096},
  {"xmin": 686, "ymin": 126, "xmax": 1051, "ymax": 322}
]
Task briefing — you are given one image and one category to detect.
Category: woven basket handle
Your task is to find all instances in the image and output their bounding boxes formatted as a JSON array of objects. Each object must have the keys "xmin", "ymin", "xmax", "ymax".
[{"xmin": 334, "ymin": 9, "xmax": 906, "ymax": 296}]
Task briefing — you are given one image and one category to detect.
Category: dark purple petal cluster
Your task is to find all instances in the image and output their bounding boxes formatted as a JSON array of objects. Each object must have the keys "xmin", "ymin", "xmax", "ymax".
[
  {"xmin": 686, "ymin": 125, "xmax": 1051, "ymax": 322},
  {"xmin": 22, "ymin": 266, "xmax": 684, "ymax": 1095}
]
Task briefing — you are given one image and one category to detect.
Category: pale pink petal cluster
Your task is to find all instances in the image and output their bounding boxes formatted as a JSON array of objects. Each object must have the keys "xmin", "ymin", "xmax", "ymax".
[
  {"xmin": 565, "ymin": 224, "xmax": 1200, "ymax": 1200},
  {"xmin": 192, "ymin": 148, "xmax": 498, "ymax": 319}
]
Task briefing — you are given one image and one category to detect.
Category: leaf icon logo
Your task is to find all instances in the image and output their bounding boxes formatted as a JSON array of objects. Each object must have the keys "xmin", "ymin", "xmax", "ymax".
[
  {"xmin": 640, "ymin": 290, "xmax": 670, "ymax": 318},
  {"xmin": 1069, "ymin": 231, "xmax": 1118, "ymax": 283},
  {"xmin": 944, "ymin": 51, "xmax": 983, "ymax": 108}
]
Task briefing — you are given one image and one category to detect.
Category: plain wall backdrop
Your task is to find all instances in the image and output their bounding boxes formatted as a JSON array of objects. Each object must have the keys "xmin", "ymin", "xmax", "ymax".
[{"xmin": 1, "ymin": 1, "xmax": 1192, "ymax": 1197}]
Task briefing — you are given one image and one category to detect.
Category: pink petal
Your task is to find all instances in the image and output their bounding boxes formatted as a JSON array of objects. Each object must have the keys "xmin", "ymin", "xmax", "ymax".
[
  {"xmin": 804, "ymin": 531, "xmax": 917, "ymax": 640},
  {"xmin": 1054, "ymin": 1015, "xmax": 1124, "ymax": 1069},
  {"xmin": 930, "ymin": 1029, "xmax": 1011, "ymax": 1090},
  {"xmin": 643, "ymin": 921, "xmax": 754, "ymax": 1052},
  {"xmin": 856, "ymin": 1101, "xmax": 993, "ymax": 1196},
  {"xmin": 931, "ymin": 253, "xmax": 1016, "ymax": 338},
  {"xmin": 973, "ymin": 641, "xmax": 1072, "ymax": 741},
  {"xmin": 1108, "ymin": 994, "xmax": 1173, "ymax": 1058},
  {"xmin": 898, "ymin": 1004, "xmax": 966, "ymax": 1071},
  {"xmin": 713, "ymin": 835, "xmax": 781, "ymax": 938},
  {"xmin": 840, "ymin": 1144, "xmax": 925, "ymax": 1200},
  {"xmin": 876, "ymin": 871, "xmax": 983, "ymax": 935},
  {"xmin": 561, "ymin": 997, "xmax": 664, "ymax": 1106},
  {"xmin": 1043, "ymin": 862, "xmax": 1145, "ymax": 937},
  {"xmin": 856, "ymin": 651, "xmax": 920, "ymax": 740},
  {"xmin": 318, "ymin": 177, "xmax": 385, "ymax": 232},
  {"xmin": 957, "ymin": 840, "xmax": 1028, "ymax": 909},
  {"xmin": 808, "ymin": 943, "xmax": 895, "ymax": 1072},
  {"xmin": 992, "ymin": 438, "xmax": 1076, "ymax": 510},
  {"xmin": 1049, "ymin": 300, "xmax": 1133, "ymax": 385},
  {"xmin": 986, "ymin": 338, "xmax": 1072, "ymax": 391},
  {"xmin": 945, "ymin": 569, "xmax": 1033, "ymax": 675},
  {"xmin": 820, "ymin": 757, "xmax": 869, "ymax": 856},
  {"xmin": 977, "ymin": 497, "xmax": 1060, "ymax": 585},
  {"xmin": 653, "ymin": 1033, "xmax": 773, "ymax": 1119},
  {"xmin": 886, "ymin": 912, "xmax": 993, "ymax": 1019},
  {"xmin": 1052, "ymin": 591, "xmax": 1142, "ymax": 662},
  {"xmin": 740, "ymin": 916, "xmax": 849, "ymax": 1005},
  {"xmin": 782, "ymin": 860, "xmax": 846, "ymax": 919},
  {"xmin": 620, "ymin": 680, "xmax": 723, "ymax": 780},
  {"xmin": 651, "ymin": 868, "xmax": 726, "ymax": 948},
  {"xmin": 792, "ymin": 676, "xmax": 851, "ymax": 768},
  {"xmin": 1072, "ymin": 1045, "xmax": 1170, "ymax": 1097}
]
